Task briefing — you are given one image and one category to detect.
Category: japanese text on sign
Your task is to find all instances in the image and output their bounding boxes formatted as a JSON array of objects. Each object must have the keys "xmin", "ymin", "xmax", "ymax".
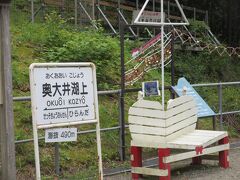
[
  {"xmin": 132, "ymin": 10, "xmax": 165, "ymax": 23},
  {"xmin": 172, "ymin": 77, "xmax": 215, "ymax": 118},
  {"xmin": 45, "ymin": 128, "xmax": 77, "ymax": 143}
]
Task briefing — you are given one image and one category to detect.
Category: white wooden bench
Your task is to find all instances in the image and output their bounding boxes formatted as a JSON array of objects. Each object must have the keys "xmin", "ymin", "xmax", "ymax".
[{"xmin": 128, "ymin": 95, "xmax": 229, "ymax": 180}]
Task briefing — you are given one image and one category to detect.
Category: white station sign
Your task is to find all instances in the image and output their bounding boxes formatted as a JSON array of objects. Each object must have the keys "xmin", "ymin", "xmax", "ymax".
[
  {"xmin": 30, "ymin": 63, "xmax": 103, "ymax": 180},
  {"xmin": 30, "ymin": 63, "xmax": 98, "ymax": 128}
]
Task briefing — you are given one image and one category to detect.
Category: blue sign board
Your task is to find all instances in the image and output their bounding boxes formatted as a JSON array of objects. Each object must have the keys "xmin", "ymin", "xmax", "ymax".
[
  {"xmin": 142, "ymin": 81, "xmax": 160, "ymax": 97},
  {"xmin": 172, "ymin": 77, "xmax": 215, "ymax": 118}
]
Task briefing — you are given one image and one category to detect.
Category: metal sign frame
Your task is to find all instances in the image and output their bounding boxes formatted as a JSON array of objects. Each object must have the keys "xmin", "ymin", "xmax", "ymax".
[
  {"xmin": 133, "ymin": 0, "xmax": 189, "ymax": 26},
  {"xmin": 29, "ymin": 63, "xmax": 103, "ymax": 180}
]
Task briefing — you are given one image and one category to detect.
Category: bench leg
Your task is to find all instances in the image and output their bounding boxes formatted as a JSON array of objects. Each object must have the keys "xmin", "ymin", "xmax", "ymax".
[
  {"xmin": 218, "ymin": 137, "xmax": 229, "ymax": 168},
  {"xmin": 158, "ymin": 148, "xmax": 171, "ymax": 180},
  {"xmin": 192, "ymin": 156, "xmax": 202, "ymax": 165},
  {"xmin": 131, "ymin": 146, "xmax": 142, "ymax": 179}
]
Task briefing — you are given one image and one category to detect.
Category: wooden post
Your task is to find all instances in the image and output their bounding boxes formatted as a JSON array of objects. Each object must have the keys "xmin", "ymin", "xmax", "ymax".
[
  {"xmin": 131, "ymin": 146, "xmax": 142, "ymax": 179},
  {"xmin": 158, "ymin": 148, "xmax": 171, "ymax": 180},
  {"xmin": 119, "ymin": 22, "xmax": 126, "ymax": 161},
  {"xmin": 0, "ymin": 3, "xmax": 17, "ymax": 180},
  {"xmin": 219, "ymin": 137, "xmax": 230, "ymax": 168}
]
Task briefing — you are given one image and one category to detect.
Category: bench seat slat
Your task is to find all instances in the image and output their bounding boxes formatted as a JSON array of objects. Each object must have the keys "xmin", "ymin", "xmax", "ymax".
[
  {"xmin": 132, "ymin": 167, "xmax": 168, "ymax": 176},
  {"xmin": 163, "ymin": 144, "xmax": 230, "ymax": 163},
  {"xmin": 180, "ymin": 131, "xmax": 225, "ymax": 138},
  {"xmin": 131, "ymin": 124, "xmax": 196, "ymax": 145},
  {"xmin": 168, "ymin": 130, "xmax": 228, "ymax": 148},
  {"xmin": 194, "ymin": 130, "xmax": 227, "ymax": 135}
]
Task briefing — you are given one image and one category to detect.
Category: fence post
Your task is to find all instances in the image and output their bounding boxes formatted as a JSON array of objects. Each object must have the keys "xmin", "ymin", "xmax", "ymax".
[
  {"xmin": 0, "ymin": 4, "xmax": 17, "ymax": 179},
  {"xmin": 193, "ymin": 8, "xmax": 196, "ymax": 21},
  {"xmin": 167, "ymin": 1, "xmax": 170, "ymax": 18},
  {"xmin": 75, "ymin": 0, "xmax": 78, "ymax": 26},
  {"xmin": 119, "ymin": 22, "xmax": 125, "ymax": 161},
  {"xmin": 153, "ymin": 0, "xmax": 155, "ymax": 36},
  {"xmin": 218, "ymin": 82, "xmax": 223, "ymax": 130},
  {"xmin": 31, "ymin": 0, "xmax": 34, "ymax": 23},
  {"xmin": 212, "ymin": 116, "xmax": 216, "ymax": 130},
  {"xmin": 170, "ymin": 30, "xmax": 175, "ymax": 99},
  {"xmin": 92, "ymin": 0, "xmax": 95, "ymax": 20},
  {"xmin": 136, "ymin": 0, "xmax": 139, "ymax": 38},
  {"xmin": 205, "ymin": 10, "xmax": 209, "ymax": 25}
]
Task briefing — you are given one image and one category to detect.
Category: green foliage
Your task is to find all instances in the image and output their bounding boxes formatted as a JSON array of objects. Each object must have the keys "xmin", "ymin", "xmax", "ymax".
[
  {"xmin": 189, "ymin": 19, "xmax": 208, "ymax": 33},
  {"xmin": 42, "ymin": 31, "xmax": 121, "ymax": 88},
  {"xmin": 11, "ymin": 11, "xmax": 125, "ymax": 90},
  {"xmin": 188, "ymin": 19, "xmax": 213, "ymax": 42},
  {"xmin": 173, "ymin": 50, "xmax": 238, "ymax": 83},
  {"xmin": 14, "ymin": 0, "xmax": 29, "ymax": 10},
  {"xmin": 38, "ymin": 13, "xmax": 122, "ymax": 89}
]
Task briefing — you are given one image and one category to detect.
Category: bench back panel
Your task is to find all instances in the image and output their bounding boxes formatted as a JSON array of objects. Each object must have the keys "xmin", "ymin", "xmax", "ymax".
[{"xmin": 128, "ymin": 96, "xmax": 197, "ymax": 143}]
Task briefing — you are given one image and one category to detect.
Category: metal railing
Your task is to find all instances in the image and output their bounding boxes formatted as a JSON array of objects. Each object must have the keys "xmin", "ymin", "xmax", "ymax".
[{"xmin": 13, "ymin": 81, "xmax": 240, "ymax": 176}]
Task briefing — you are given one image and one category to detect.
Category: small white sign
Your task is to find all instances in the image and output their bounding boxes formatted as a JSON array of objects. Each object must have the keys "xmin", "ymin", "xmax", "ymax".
[
  {"xmin": 30, "ymin": 63, "xmax": 98, "ymax": 128},
  {"xmin": 45, "ymin": 128, "xmax": 77, "ymax": 143},
  {"xmin": 132, "ymin": 10, "xmax": 165, "ymax": 24}
]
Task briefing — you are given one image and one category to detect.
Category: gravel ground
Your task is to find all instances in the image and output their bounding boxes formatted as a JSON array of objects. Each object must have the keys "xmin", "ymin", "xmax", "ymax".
[{"xmin": 105, "ymin": 148, "xmax": 240, "ymax": 180}]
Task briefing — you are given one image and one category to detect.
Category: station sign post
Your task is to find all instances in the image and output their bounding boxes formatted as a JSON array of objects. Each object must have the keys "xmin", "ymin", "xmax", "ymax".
[{"xmin": 29, "ymin": 63, "xmax": 103, "ymax": 180}]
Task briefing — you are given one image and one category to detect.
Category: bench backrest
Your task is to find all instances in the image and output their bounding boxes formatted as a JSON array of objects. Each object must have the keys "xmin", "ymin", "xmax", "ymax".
[{"xmin": 128, "ymin": 96, "xmax": 197, "ymax": 144}]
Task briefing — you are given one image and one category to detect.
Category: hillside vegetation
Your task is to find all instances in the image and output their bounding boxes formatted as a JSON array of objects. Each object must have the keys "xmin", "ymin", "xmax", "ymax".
[{"xmin": 11, "ymin": 11, "xmax": 240, "ymax": 179}]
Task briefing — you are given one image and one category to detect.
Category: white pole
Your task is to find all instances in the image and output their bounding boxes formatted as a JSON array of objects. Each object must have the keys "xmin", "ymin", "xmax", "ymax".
[
  {"xmin": 33, "ymin": 124, "xmax": 41, "ymax": 180},
  {"xmin": 30, "ymin": 67, "xmax": 41, "ymax": 180},
  {"xmin": 93, "ymin": 64, "xmax": 103, "ymax": 179},
  {"xmin": 96, "ymin": 122, "xmax": 103, "ymax": 179},
  {"xmin": 161, "ymin": 0, "xmax": 165, "ymax": 109},
  {"xmin": 134, "ymin": 0, "xmax": 149, "ymax": 24}
]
